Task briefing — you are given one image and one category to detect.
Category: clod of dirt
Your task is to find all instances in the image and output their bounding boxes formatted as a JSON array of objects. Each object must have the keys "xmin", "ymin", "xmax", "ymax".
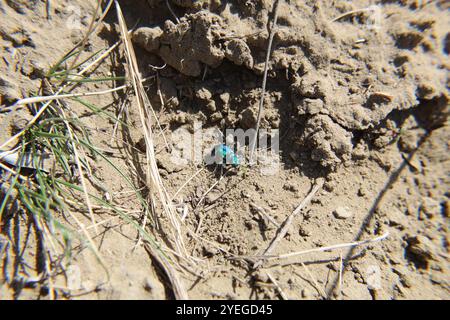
[
  {"xmin": 297, "ymin": 98, "xmax": 324, "ymax": 115},
  {"xmin": 392, "ymin": 265, "xmax": 413, "ymax": 288},
  {"xmin": 239, "ymin": 106, "xmax": 258, "ymax": 129},
  {"xmin": 195, "ymin": 86, "xmax": 213, "ymax": 101},
  {"xmin": 156, "ymin": 151, "xmax": 183, "ymax": 173},
  {"xmin": 171, "ymin": 0, "xmax": 220, "ymax": 10},
  {"xmin": 0, "ymin": 76, "xmax": 21, "ymax": 103},
  {"xmin": 302, "ymin": 115, "xmax": 353, "ymax": 168},
  {"xmin": 133, "ymin": 26, "xmax": 163, "ymax": 52},
  {"xmin": 0, "ymin": 107, "xmax": 34, "ymax": 149},
  {"xmin": 133, "ymin": 12, "xmax": 226, "ymax": 76},
  {"xmin": 406, "ymin": 235, "xmax": 439, "ymax": 268},
  {"xmin": 333, "ymin": 206, "xmax": 353, "ymax": 219},
  {"xmin": 224, "ymin": 39, "xmax": 254, "ymax": 69}
]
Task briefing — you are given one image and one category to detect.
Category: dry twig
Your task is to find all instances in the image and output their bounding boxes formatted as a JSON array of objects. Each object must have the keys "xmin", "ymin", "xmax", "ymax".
[{"xmin": 253, "ymin": 178, "xmax": 324, "ymax": 268}]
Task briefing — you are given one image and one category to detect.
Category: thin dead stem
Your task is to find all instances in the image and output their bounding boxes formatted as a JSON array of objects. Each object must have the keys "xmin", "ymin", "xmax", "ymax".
[{"xmin": 253, "ymin": 178, "xmax": 324, "ymax": 268}]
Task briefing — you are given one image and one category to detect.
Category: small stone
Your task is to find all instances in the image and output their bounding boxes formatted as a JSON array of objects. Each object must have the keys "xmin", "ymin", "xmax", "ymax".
[
  {"xmin": 323, "ymin": 180, "xmax": 336, "ymax": 192},
  {"xmin": 0, "ymin": 77, "xmax": 21, "ymax": 103},
  {"xmin": 241, "ymin": 190, "xmax": 250, "ymax": 198},
  {"xmin": 333, "ymin": 206, "xmax": 353, "ymax": 219},
  {"xmin": 220, "ymin": 92, "xmax": 230, "ymax": 105},
  {"xmin": 352, "ymin": 142, "xmax": 369, "ymax": 160},
  {"xmin": 399, "ymin": 130, "xmax": 421, "ymax": 153},
  {"xmin": 144, "ymin": 277, "xmax": 154, "ymax": 292},
  {"xmin": 205, "ymin": 191, "xmax": 220, "ymax": 205},
  {"xmin": 244, "ymin": 219, "xmax": 257, "ymax": 230},
  {"xmin": 173, "ymin": 113, "xmax": 187, "ymax": 124},
  {"xmin": 373, "ymin": 135, "xmax": 391, "ymax": 149},
  {"xmin": 283, "ymin": 182, "xmax": 298, "ymax": 192},
  {"xmin": 156, "ymin": 150, "xmax": 184, "ymax": 173},
  {"xmin": 301, "ymin": 288, "xmax": 312, "ymax": 299}
]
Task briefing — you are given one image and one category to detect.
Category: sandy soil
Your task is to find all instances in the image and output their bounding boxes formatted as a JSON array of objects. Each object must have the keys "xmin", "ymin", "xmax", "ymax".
[{"xmin": 0, "ymin": 0, "xmax": 449, "ymax": 300}]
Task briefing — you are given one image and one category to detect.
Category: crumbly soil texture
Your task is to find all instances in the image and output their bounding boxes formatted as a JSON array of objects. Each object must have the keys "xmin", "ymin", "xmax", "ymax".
[{"xmin": 0, "ymin": 0, "xmax": 449, "ymax": 299}]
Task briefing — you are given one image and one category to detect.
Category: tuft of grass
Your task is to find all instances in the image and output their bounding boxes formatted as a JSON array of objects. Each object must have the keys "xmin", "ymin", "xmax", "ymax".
[{"xmin": 0, "ymin": 1, "xmax": 170, "ymax": 298}]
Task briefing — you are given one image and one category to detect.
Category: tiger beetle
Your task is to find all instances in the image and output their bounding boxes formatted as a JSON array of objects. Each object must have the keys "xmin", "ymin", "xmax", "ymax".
[{"xmin": 209, "ymin": 144, "xmax": 240, "ymax": 167}]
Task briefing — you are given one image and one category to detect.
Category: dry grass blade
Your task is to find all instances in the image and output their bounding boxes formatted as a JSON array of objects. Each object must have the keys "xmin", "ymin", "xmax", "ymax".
[
  {"xmin": 249, "ymin": 0, "xmax": 281, "ymax": 164},
  {"xmin": 59, "ymin": 107, "xmax": 98, "ymax": 234},
  {"xmin": 14, "ymin": 85, "xmax": 129, "ymax": 105},
  {"xmin": 331, "ymin": 7, "xmax": 374, "ymax": 22},
  {"xmin": 272, "ymin": 232, "xmax": 389, "ymax": 261},
  {"xmin": 114, "ymin": 0, "xmax": 189, "ymax": 299},
  {"xmin": 145, "ymin": 243, "xmax": 188, "ymax": 300},
  {"xmin": 266, "ymin": 272, "xmax": 288, "ymax": 300},
  {"xmin": 338, "ymin": 250, "xmax": 343, "ymax": 299},
  {"xmin": 115, "ymin": 0, "xmax": 186, "ymax": 254},
  {"xmin": 171, "ymin": 167, "xmax": 204, "ymax": 202}
]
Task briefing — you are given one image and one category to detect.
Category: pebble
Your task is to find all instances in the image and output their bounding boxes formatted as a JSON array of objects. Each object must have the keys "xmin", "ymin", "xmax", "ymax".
[
  {"xmin": 205, "ymin": 191, "xmax": 220, "ymax": 205},
  {"xmin": 220, "ymin": 92, "xmax": 230, "ymax": 105},
  {"xmin": 333, "ymin": 206, "xmax": 353, "ymax": 219},
  {"xmin": 283, "ymin": 182, "xmax": 298, "ymax": 192},
  {"xmin": 144, "ymin": 277, "xmax": 154, "ymax": 292},
  {"xmin": 301, "ymin": 288, "xmax": 312, "ymax": 299}
]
